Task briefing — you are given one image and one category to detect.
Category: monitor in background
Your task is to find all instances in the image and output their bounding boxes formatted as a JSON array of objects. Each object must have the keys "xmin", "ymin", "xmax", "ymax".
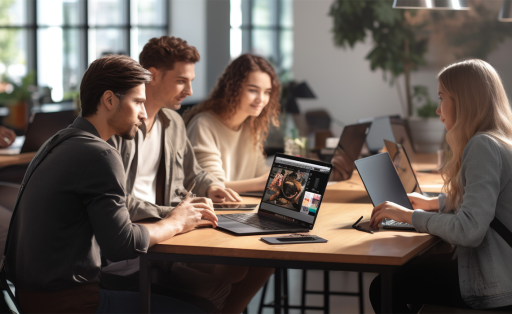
[
  {"xmin": 364, "ymin": 116, "xmax": 395, "ymax": 154},
  {"xmin": 329, "ymin": 122, "xmax": 371, "ymax": 181},
  {"xmin": 21, "ymin": 110, "xmax": 76, "ymax": 153}
]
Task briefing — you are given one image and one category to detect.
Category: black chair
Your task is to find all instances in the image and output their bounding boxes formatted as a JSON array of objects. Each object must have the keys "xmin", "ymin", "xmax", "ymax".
[{"xmin": 258, "ymin": 269, "xmax": 364, "ymax": 314}]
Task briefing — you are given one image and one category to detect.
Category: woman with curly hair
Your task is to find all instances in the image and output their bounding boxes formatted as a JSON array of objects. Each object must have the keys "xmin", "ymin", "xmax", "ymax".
[{"xmin": 184, "ymin": 54, "xmax": 280, "ymax": 193}]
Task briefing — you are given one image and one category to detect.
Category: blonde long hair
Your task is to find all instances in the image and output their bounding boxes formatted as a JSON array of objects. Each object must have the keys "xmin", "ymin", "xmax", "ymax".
[{"xmin": 438, "ymin": 59, "xmax": 512, "ymax": 211}]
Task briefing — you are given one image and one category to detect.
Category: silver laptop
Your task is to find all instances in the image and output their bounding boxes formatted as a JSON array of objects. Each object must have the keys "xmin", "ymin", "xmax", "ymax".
[
  {"xmin": 217, "ymin": 153, "xmax": 333, "ymax": 235},
  {"xmin": 384, "ymin": 140, "xmax": 439, "ymax": 198},
  {"xmin": 355, "ymin": 153, "xmax": 415, "ymax": 230}
]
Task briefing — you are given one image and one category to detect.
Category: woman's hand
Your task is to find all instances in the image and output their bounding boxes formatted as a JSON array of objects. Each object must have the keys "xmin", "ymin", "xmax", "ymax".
[
  {"xmin": 370, "ymin": 201, "xmax": 414, "ymax": 229},
  {"xmin": 408, "ymin": 192, "xmax": 439, "ymax": 211}
]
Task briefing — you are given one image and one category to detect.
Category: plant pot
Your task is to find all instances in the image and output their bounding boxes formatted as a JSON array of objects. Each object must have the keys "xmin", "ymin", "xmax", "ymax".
[
  {"xmin": 5, "ymin": 101, "xmax": 28, "ymax": 131},
  {"xmin": 407, "ymin": 117, "xmax": 445, "ymax": 153}
]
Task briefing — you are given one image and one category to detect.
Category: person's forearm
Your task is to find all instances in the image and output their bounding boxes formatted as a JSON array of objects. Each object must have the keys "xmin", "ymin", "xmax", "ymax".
[
  {"xmin": 225, "ymin": 177, "xmax": 266, "ymax": 193},
  {"xmin": 139, "ymin": 219, "xmax": 181, "ymax": 247}
]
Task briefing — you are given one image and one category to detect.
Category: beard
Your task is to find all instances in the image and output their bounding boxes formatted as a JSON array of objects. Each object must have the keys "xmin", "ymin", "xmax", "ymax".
[{"xmin": 107, "ymin": 104, "xmax": 140, "ymax": 140}]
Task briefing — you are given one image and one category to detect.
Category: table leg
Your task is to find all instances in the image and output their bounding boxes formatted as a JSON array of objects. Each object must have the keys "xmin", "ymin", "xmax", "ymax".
[
  {"xmin": 274, "ymin": 268, "xmax": 282, "ymax": 314},
  {"xmin": 139, "ymin": 254, "xmax": 152, "ymax": 313},
  {"xmin": 380, "ymin": 268, "xmax": 393, "ymax": 314}
]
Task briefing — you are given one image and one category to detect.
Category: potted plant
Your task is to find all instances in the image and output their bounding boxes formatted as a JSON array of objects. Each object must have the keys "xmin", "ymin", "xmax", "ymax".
[
  {"xmin": 0, "ymin": 71, "xmax": 35, "ymax": 130},
  {"xmin": 408, "ymin": 85, "xmax": 444, "ymax": 152}
]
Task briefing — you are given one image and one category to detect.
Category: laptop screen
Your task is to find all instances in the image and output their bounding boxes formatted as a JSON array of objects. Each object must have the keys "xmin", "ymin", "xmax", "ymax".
[
  {"xmin": 355, "ymin": 153, "xmax": 413, "ymax": 210},
  {"xmin": 329, "ymin": 122, "xmax": 371, "ymax": 181},
  {"xmin": 260, "ymin": 154, "xmax": 332, "ymax": 229},
  {"xmin": 384, "ymin": 140, "xmax": 422, "ymax": 194},
  {"xmin": 365, "ymin": 116, "xmax": 395, "ymax": 154}
]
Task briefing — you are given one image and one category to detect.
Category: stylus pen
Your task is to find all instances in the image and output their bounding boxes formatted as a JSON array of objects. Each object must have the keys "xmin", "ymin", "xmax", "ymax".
[
  {"xmin": 352, "ymin": 216, "xmax": 374, "ymax": 234},
  {"xmin": 175, "ymin": 181, "xmax": 197, "ymax": 207}
]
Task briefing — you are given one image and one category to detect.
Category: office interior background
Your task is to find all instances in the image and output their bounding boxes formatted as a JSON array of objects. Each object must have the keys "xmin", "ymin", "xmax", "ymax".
[{"xmin": 1, "ymin": 0, "xmax": 512, "ymax": 313}]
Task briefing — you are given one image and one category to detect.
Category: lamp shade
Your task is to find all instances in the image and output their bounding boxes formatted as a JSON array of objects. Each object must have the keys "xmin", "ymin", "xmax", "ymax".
[
  {"xmin": 293, "ymin": 81, "xmax": 316, "ymax": 99},
  {"xmin": 285, "ymin": 97, "xmax": 300, "ymax": 114},
  {"xmin": 392, "ymin": 0, "xmax": 469, "ymax": 10},
  {"xmin": 499, "ymin": 0, "xmax": 512, "ymax": 21}
]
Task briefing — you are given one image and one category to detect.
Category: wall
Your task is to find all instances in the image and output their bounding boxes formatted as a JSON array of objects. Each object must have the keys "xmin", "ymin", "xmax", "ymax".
[
  {"xmin": 169, "ymin": 0, "xmax": 208, "ymax": 103},
  {"xmin": 293, "ymin": 0, "xmax": 512, "ymax": 137}
]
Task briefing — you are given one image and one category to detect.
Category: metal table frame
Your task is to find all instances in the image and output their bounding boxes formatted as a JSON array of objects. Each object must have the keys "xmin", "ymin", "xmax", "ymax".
[{"xmin": 139, "ymin": 252, "xmax": 404, "ymax": 313}]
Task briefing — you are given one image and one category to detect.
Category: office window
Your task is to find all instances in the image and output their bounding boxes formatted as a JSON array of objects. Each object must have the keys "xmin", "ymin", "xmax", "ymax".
[
  {"xmin": 0, "ymin": 0, "xmax": 168, "ymax": 102},
  {"xmin": 230, "ymin": 0, "xmax": 293, "ymax": 73}
]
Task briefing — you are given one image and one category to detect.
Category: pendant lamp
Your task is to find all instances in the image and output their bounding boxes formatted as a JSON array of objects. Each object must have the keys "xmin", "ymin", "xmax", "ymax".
[{"xmin": 392, "ymin": 0, "xmax": 470, "ymax": 10}]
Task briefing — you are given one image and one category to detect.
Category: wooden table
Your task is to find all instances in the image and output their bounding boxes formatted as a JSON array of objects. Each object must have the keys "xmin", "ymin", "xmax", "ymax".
[
  {"xmin": 139, "ymin": 161, "xmax": 443, "ymax": 313},
  {"xmin": 0, "ymin": 152, "xmax": 36, "ymax": 168}
]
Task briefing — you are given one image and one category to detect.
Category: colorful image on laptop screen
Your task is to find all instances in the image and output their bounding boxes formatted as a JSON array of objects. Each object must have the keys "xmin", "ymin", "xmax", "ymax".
[{"xmin": 260, "ymin": 156, "xmax": 331, "ymax": 225}]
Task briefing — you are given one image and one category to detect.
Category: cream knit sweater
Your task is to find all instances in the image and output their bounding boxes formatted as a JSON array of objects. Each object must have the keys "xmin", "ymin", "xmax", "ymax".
[{"xmin": 186, "ymin": 111, "xmax": 269, "ymax": 183}]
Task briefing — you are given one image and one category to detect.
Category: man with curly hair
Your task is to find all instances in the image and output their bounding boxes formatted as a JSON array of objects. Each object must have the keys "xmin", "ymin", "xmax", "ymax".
[{"xmin": 103, "ymin": 36, "xmax": 272, "ymax": 313}]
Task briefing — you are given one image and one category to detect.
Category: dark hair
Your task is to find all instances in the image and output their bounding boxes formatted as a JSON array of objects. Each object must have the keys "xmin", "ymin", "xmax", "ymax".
[
  {"xmin": 139, "ymin": 36, "xmax": 200, "ymax": 70},
  {"xmin": 80, "ymin": 55, "xmax": 151, "ymax": 117},
  {"xmin": 183, "ymin": 54, "xmax": 280, "ymax": 151}
]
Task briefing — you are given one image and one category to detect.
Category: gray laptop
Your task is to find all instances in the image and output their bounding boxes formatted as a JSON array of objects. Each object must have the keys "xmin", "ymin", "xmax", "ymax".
[
  {"xmin": 355, "ymin": 153, "xmax": 415, "ymax": 230},
  {"xmin": 384, "ymin": 140, "xmax": 439, "ymax": 198},
  {"xmin": 217, "ymin": 153, "xmax": 332, "ymax": 235}
]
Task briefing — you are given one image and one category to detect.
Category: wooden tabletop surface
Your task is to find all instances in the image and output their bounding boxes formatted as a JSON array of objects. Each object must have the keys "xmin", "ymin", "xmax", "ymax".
[
  {"xmin": 0, "ymin": 152, "xmax": 36, "ymax": 168},
  {"xmin": 150, "ymin": 153, "xmax": 443, "ymax": 267}
]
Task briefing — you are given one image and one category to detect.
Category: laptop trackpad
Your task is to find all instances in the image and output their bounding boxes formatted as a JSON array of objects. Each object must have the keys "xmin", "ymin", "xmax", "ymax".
[{"xmin": 217, "ymin": 216, "xmax": 263, "ymax": 233}]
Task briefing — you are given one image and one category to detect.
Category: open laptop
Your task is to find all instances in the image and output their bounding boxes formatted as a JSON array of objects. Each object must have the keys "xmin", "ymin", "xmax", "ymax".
[
  {"xmin": 329, "ymin": 122, "xmax": 371, "ymax": 181},
  {"xmin": 217, "ymin": 153, "xmax": 333, "ymax": 235},
  {"xmin": 384, "ymin": 140, "xmax": 439, "ymax": 198},
  {"xmin": 0, "ymin": 110, "xmax": 76, "ymax": 155},
  {"xmin": 354, "ymin": 153, "xmax": 415, "ymax": 230}
]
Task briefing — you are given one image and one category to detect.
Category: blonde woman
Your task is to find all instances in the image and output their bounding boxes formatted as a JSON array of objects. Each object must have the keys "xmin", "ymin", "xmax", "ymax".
[
  {"xmin": 369, "ymin": 59, "xmax": 512, "ymax": 312},
  {"xmin": 184, "ymin": 54, "xmax": 280, "ymax": 193}
]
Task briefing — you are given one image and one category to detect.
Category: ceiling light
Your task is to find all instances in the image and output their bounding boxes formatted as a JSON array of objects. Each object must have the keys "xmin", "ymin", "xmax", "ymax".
[
  {"xmin": 392, "ymin": 0, "xmax": 470, "ymax": 10},
  {"xmin": 499, "ymin": 0, "xmax": 512, "ymax": 22}
]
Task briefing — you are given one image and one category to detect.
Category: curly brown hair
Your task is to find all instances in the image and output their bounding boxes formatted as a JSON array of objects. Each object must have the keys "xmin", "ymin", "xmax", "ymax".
[
  {"xmin": 139, "ymin": 36, "xmax": 200, "ymax": 70},
  {"xmin": 183, "ymin": 54, "xmax": 280, "ymax": 151}
]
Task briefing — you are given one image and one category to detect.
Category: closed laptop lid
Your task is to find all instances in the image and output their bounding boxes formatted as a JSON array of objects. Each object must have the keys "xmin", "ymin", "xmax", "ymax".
[
  {"xmin": 384, "ymin": 140, "xmax": 422, "ymax": 194},
  {"xmin": 354, "ymin": 153, "xmax": 413, "ymax": 209},
  {"xmin": 329, "ymin": 122, "xmax": 371, "ymax": 181},
  {"xmin": 259, "ymin": 153, "xmax": 333, "ymax": 230}
]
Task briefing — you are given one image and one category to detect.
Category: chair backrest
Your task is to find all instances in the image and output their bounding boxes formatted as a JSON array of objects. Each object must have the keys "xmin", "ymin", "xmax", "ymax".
[{"xmin": 0, "ymin": 276, "xmax": 23, "ymax": 313}]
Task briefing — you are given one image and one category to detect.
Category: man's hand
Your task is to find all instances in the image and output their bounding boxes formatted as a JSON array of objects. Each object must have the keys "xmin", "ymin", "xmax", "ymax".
[
  {"xmin": 165, "ymin": 198, "xmax": 218, "ymax": 234},
  {"xmin": 207, "ymin": 185, "xmax": 242, "ymax": 203},
  {"xmin": 0, "ymin": 126, "xmax": 16, "ymax": 148},
  {"xmin": 369, "ymin": 201, "xmax": 414, "ymax": 229}
]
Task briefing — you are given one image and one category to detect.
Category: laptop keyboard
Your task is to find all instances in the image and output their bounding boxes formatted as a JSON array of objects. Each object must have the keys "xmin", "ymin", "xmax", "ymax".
[
  {"xmin": 221, "ymin": 213, "xmax": 297, "ymax": 230},
  {"xmin": 383, "ymin": 218, "xmax": 414, "ymax": 228}
]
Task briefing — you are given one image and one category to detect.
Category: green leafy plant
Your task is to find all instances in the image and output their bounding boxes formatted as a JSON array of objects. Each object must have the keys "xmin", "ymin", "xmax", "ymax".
[
  {"xmin": 413, "ymin": 85, "xmax": 437, "ymax": 118},
  {"xmin": 329, "ymin": 0, "xmax": 512, "ymax": 118},
  {"xmin": 0, "ymin": 71, "xmax": 35, "ymax": 105},
  {"xmin": 329, "ymin": 0, "xmax": 428, "ymax": 116}
]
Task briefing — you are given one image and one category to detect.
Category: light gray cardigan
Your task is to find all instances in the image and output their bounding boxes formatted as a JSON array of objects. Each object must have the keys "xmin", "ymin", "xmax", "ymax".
[{"xmin": 412, "ymin": 134, "xmax": 512, "ymax": 309}]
